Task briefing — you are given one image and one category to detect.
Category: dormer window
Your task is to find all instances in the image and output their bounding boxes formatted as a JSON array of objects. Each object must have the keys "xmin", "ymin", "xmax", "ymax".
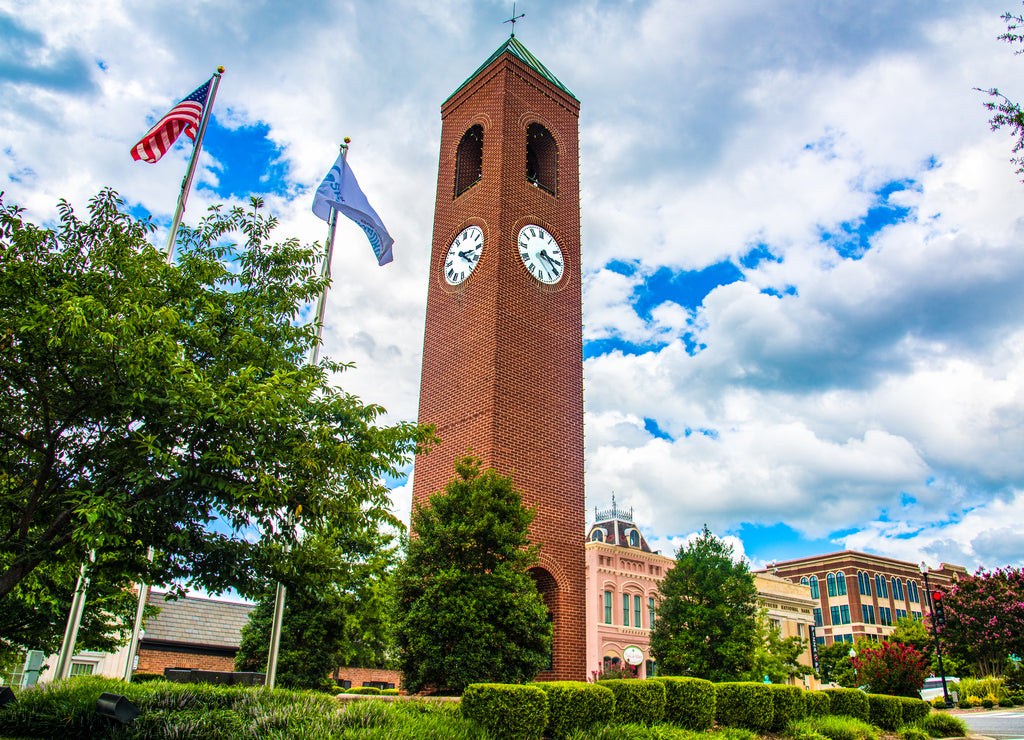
[
  {"xmin": 628, "ymin": 529, "xmax": 640, "ymax": 548},
  {"xmin": 591, "ymin": 528, "xmax": 605, "ymax": 543}
]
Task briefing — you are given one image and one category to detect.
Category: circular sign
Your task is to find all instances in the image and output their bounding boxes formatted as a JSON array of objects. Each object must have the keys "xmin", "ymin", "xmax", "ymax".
[{"xmin": 623, "ymin": 646, "xmax": 643, "ymax": 666}]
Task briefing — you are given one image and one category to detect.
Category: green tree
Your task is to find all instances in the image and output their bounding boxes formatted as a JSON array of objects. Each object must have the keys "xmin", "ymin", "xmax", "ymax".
[
  {"xmin": 649, "ymin": 525, "xmax": 759, "ymax": 682},
  {"xmin": 0, "ymin": 190, "xmax": 433, "ymax": 612},
  {"xmin": 747, "ymin": 610, "xmax": 813, "ymax": 684},
  {"xmin": 978, "ymin": 4, "xmax": 1024, "ymax": 181},
  {"xmin": 817, "ymin": 641, "xmax": 857, "ymax": 687},
  {"xmin": 234, "ymin": 520, "xmax": 397, "ymax": 690},
  {"xmin": 391, "ymin": 455, "xmax": 551, "ymax": 694}
]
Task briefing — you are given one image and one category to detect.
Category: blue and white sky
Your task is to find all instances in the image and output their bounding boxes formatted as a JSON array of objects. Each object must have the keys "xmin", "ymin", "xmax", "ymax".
[{"xmin": 4, "ymin": 0, "xmax": 1024, "ymax": 573}]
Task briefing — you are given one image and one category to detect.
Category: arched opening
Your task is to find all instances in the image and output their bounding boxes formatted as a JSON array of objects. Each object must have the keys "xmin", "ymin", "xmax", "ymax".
[
  {"xmin": 526, "ymin": 123, "xmax": 557, "ymax": 194},
  {"xmin": 529, "ymin": 566, "xmax": 558, "ymax": 673},
  {"xmin": 454, "ymin": 124, "xmax": 483, "ymax": 197},
  {"xmin": 591, "ymin": 528, "xmax": 604, "ymax": 542}
]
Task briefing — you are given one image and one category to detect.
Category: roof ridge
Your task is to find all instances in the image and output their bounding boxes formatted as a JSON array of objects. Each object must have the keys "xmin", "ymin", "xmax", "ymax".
[{"xmin": 445, "ymin": 36, "xmax": 577, "ymax": 106}]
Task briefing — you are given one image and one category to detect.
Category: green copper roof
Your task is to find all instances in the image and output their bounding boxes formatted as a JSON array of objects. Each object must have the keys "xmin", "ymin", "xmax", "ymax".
[{"xmin": 446, "ymin": 36, "xmax": 577, "ymax": 105}]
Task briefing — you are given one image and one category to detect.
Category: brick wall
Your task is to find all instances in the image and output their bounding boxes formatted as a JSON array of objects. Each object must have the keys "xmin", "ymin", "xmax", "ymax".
[
  {"xmin": 335, "ymin": 666, "xmax": 402, "ymax": 690},
  {"xmin": 135, "ymin": 647, "xmax": 236, "ymax": 674},
  {"xmin": 412, "ymin": 47, "xmax": 586, "ymax": 681}
]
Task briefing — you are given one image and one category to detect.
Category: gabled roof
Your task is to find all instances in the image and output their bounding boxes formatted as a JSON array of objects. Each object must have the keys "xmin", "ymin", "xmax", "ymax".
[
  {"xmin": 446, "ymin": 35, "xmax": 577, "ymax": 105},
  {"xmin": 143, "ymin": 593, "xmax": 255, "ymax": 649}
]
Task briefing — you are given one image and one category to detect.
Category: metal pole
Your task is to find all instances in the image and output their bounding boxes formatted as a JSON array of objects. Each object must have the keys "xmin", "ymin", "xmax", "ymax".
[
  {"xmin": 921, "ymin": 564, "xmax": 951, "ymax": 707},
  {"xmin": 54, "ymin": 551, "xmax": 94, "ymax": 680},
  {"xmin": 164, "ymin": 66, "xmax": 225, "ymax": 261},
  {"xmin": 265, "ymin": 139, "xmax": 349, "ymax": 688},
  {"xmin": 123, "ymin": 546, "xmax": 155, "ymax": 681}
]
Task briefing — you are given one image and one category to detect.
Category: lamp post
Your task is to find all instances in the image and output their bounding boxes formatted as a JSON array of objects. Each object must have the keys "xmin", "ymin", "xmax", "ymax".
[
  {"xmin": 849, "ymin": 648, "xmax": 857, "ymax": 685},
  {"xmin": 920, "ymin": 562, "xmax": 952, "ymax": 707}
]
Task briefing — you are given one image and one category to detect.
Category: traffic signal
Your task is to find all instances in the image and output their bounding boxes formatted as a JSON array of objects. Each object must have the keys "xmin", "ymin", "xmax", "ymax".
[{"xmin": 932, "ymin": 591, "xmax": 947, "ymax": 627}]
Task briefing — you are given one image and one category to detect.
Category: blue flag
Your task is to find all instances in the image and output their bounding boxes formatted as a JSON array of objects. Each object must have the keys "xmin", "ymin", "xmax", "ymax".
[{"xmin": 312, "ymin": 154, "xmax": 394, "ymax": 266}]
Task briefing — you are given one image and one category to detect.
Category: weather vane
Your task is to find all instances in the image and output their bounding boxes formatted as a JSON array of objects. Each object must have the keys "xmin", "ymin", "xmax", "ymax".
[{"xmin": 504, "ymin": 2, "xmax": 524, "ymax": 37}]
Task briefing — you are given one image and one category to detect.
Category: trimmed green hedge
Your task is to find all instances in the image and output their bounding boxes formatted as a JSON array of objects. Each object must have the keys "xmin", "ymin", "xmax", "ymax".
[
  {"xmin": 867, "ymin": 693, "xmax": 902, "ymax": 730},
  {"xmin": 345, "ymin": 686, "xmax": 381, "ymax": 695},
  {"xmin": 535, "ymin": 681, "xmax": 614, "ymax": 739},
  {"xmin": 649, "ymin": 676, "xmax": 716, "ymax": 730},
  {"xmin": 805, "ymin": 690, "xmax": 831, "ymax": 717},
  {"xmin": 824, "ymin": 687, "xmax": 869, "ymax": 721},
  {"xmin": 767, "ymin": 684, "xmax": 805, "ymax": 731},
  {"xmin": 461, "ymin": 683, "xmax": 548, "ymax": 740},
  {"xmin": 714, "ymin": 681, "xmax": 774, "ymax": 731},
  {"xmin": 129, "ymin": 672, "xmax": 165, "ymax": 684},
  {"xmin": 918, "ymin": 712, "xmax": 968, "ymax": 738},
  {"xmin": 598, "ymin": 679, "xmax": 666, "ymax": 726},
  {"xmin": 899, "ymin": 696, "xmax": 931, "ymax": 724}
]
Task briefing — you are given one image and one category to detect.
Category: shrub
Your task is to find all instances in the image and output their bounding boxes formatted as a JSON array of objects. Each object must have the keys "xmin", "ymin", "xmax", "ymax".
[
  {"xmin": 592, "ymin": 663, "xmax": 640, "ymax": 681},
  {"xmin": 961, "ymin": 695, "xmax": 983, "ymax": 708},
  {"xmin": 899, "ymin": 726, "xmax": 930, "ymax": 740},
  {"xmin": 130, "ymin": 672, "xmax": 165, "ymax": 683},
  {"xmin": 999, "ymin": 696, "xmax": 1014, "ymax": 707},
  {"xmin": 899, "ymin": 696, "xmax": 931, "ymax": 725},
  {"xmin": 767, "ymin": 684, "xmax": 805, "ymax": 731},
  {"xmin": 958, "ymin": 676, "xmax": 1005, "ymax": 700},
  {"xmin": 790, "ymin": 715, "xmax": 879, "ymax": 740},
  {"xmin": 867, "ymin": 693, "xmax": 903, "ymax": 731},
  {"xmin": 714, "ymin": 681, "xmax": 774, "ymax": 731},
  {"xmin": 930, "ymin": 696, "xmax": 947, "ymax": 709},
  {"xmin": 382, "ymin": 688, "xmax": 400, "ymax": 695},
  {"xmin": 461, "ymin": 683, "xmax": 548, "ymax": 740},
  {"xmin": 805, "ymin": 690, "xmax": 831, "ymax": 717},
  {"xmin": 345, "ymin": 686, "xmax": 382, "ymax": 695},
  {"xmin": 598, "ymin": 679, "xmax": 666, "ymax": 726},
  {"xmin": 981, "ymin": 695, "xmax": 995, "ymax": 708},
  {"xmin": 649, "ymin": 676, "xmax": 715, "ymax": 730},
  {"xmin": 917, "ymin": 712, "xmax": 967, "ymax": 738},
  {"xmin": 535, "ymin": 681, "xmax": 614, "ymax": 739},
  {"xmin": 852, "ymin": 642, "xmax": 927, "ymax": 698},
  {"xmin": 823, "ymin": 688, "xmax": 869, "ymax": 721}
]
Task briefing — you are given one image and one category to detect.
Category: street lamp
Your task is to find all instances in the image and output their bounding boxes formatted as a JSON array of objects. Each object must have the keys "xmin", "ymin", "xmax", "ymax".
[{"xmin": 920, "ymin": 561, "xmax": 952, "ymax": 707}]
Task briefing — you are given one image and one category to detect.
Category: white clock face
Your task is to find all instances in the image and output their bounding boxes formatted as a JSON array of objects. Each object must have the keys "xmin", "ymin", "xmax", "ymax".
[
  {"xmin": 444, "ymin": 226, "xmax": 484, "ymax": 285},
  {"xmin": 517, "ymin": 225, "xmax": 564, "ymax": 284}
]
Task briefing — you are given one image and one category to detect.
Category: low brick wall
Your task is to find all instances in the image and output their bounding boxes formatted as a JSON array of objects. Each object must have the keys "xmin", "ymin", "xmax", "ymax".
[
  {"xmin": 335, "ymin": 666, "xmax": 402, "ymax": 690},
  {"xmin": 136, "ymin": 648, "xmax": 236, "ymax": 674}
]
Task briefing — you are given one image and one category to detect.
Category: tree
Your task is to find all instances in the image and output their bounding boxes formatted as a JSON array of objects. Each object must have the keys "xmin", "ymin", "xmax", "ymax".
[
  {"xmin": 0, "ymin": 190, "xmax": 433, "ymax": 611},
  {"xmin": 977, "ymin": 4, "xmax": 1024, "ymax": 181},
  {"xmin": 817, "ymin": 641, "xmax": 858, "ymax": 687},
  {"xmin": 747, "ymin": 610, "xmax": 813, "ymax": 684},
  {"xmin": 234, "ymin": 520, "xmax": 397, "ymax": 690},
  {"xmin": 940, "ymin": 567, "xmax": 1024, "ymax": 676},
  {"xmin": 852, "ymin": 641, "xmax": 928, "ymax": 697},
  {"xmin": 390, "ymin": 455, "xmax": 551, "ymax": 694},
  {"xmin": 649, "ymin": 525, "xmax": 759, "ymax": 682}
]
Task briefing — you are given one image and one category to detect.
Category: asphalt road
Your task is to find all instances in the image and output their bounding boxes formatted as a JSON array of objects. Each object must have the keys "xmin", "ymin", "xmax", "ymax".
[{"xmin": 957, "ymin": 710, "xmax": 1024, "ymax": 740}]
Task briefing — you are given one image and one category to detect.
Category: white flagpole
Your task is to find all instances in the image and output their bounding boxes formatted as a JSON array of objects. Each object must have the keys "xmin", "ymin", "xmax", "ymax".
[
  {"xmin": 265, "ymin": 139, "xmax": 349, "ymax": 689},
  {"xmin": 164, "ymin": 66, "xmax": 225, "ymax": 261},
  {"xmin": 122, "ymin": 546, "xmax": 155, "ymax": 681},
  {"xmin": 53, "ymin": 551, "xmax": 94, "ymax": 680}
]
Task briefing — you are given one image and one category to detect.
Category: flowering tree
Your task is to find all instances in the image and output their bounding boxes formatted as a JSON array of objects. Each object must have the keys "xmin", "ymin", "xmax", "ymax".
[
  {"xmin": 941, "ymin": 567, "xmax": 1024, "ymax": 676},
  {"xmin": 852, "ymin": 641, "xmax": 928, "ymax": 697}
]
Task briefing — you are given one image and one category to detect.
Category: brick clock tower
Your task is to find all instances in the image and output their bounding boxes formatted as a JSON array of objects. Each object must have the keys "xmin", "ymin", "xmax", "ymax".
[{"xmin": 411, "ymin": 35, "xmax": 586, "ymax": 681}]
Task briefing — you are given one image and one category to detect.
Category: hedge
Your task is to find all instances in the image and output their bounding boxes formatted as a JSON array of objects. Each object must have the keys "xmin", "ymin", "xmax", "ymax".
[
  {"xmin": 867, "ymin": 693, "xmax": 903, "ymax": 730},
  {"xmin": 766, "ymin": 684, "xmax": 805, "ymax": 731},
  {"xmin": 535, "ymin": 681, "xmax": 614, "ymax": 738},
  {"xmin": 899, "ymin": 696, "xmax": 931, "ymax": 724},
  {"xmin": 714, "ymin": 681, "xmax": 774, "ymax": 731},
  {"xmin": 461, "ymin": 683, "xmax": 548, "ymax": 740},
  {"xmin": 805, "ymin": 690, "xmax": 831, "ymax": 717},
  {"xmin": 345, "ymin": 686, "xmax": 381, "ymax": 695},
  {"xmin": 823, "ymin": 687, "xmax": 869, "ymax": 721},
  {"xmin": 598, "ymin": 679, "xmax": 666, "ymax": 726},
  {"xmin": 649, "ymin": 676, "xmax": 716, "ymax": 730}
]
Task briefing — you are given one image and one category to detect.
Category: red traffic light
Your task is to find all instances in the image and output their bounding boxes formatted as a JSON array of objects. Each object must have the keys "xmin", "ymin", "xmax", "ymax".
[{"xmin": 932, "ymin": 591, "xmax": 943, "ymax": 601}]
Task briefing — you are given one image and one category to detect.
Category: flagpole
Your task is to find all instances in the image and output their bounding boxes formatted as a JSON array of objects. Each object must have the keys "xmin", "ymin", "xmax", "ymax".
[
  {"xmin": 53, "ymin": 551, "xmax": 94, "ymax": 680},
  {"xmin": 265, "ymin": 138, "xmax": 350, "ymax": 689},
  {"xmin": 164, "ymin": 66, "xmax": 225, "ymax": 261}
]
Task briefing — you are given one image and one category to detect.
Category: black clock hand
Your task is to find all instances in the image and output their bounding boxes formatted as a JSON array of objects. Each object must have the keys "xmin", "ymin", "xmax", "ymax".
[{"xmin": 458, "ymin": 249, "xmax": 479, "ymax": 263}]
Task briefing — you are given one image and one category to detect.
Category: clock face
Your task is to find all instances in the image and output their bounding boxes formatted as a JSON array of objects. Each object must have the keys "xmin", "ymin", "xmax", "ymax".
[
  {"xmin": 444, "ymin": 226, "xmax": 484, "ymax": 285},
  {"xmin": 517, "ymin": 225, "xmax": 564, "ymax": 284}
]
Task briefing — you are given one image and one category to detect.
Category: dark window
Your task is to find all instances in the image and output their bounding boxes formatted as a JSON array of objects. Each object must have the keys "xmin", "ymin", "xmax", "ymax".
[
  {"xmin": 809, "ymin": 576, "xmax": 819, "ymax": 599},
  {"xmin": 591, "ymin": 529, "xmax": 604, "ymax": 542},
  {"xmin": 454, "ymin": 124, "xmax": 483, "ymax": 197},
  {"xmin": 827, "ymin": 573, "xmax": 837, "ymax": 597},
  {"xmin": 604, "ymin": 590, "xmax": 612, "ymax": 624},
  {"xmin": 526, "ymin": 123, "xmax": 557, "ymax": 194},
  {"xmin": 814, "ymin": 607, "xmax": 823, "ymax": 627},
  {"xmin": 629, "ymin": 530, "xmax": 640, "ymax": 547},
  {"xmin": 836, "ymin": 571, "xmax": 847, "ymax": 595}
]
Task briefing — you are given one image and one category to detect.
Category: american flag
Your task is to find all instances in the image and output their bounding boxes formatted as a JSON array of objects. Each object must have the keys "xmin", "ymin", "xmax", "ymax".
[{"xmin": 130, "ymin": 79, "xmax": 212, "ymax": 163}]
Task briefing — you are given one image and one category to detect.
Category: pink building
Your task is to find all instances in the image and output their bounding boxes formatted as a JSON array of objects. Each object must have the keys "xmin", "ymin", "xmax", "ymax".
[{"xmin": 585, "ymin": 500, "xmax": 674, "ymax": 679}]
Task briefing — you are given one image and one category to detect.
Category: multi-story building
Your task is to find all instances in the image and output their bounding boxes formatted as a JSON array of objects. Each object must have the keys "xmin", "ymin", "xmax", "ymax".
[
  {"xmin": 767, "ymin": 551, "xmax": 967, "ymax": 646},
  {"xmin": 585, "ymin": 501, "xmax": 818, "ymax": 686}
]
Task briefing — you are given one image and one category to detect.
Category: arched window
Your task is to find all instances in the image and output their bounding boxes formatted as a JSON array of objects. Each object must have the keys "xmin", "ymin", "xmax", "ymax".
[
  {"xmin": 908, "ymin": 580, "xmax": 920, "ymax": 602},
  {"xmin": 526, "ymin": 122, "xmax": 557, "ymax": 194},
  {"xmin": 454, "ymin": 124, "xmax": 483, "ymax": 197},
  {"xmin": 858, "ymin": 571, "xmax": 872, "ymax": 596},
  {"xmin": 875, "ymin": 574, "xmax": 889, "ymax": 599},
  {"xmin": 629, "ymin": 529, "xmax": 640, "ymax": 547},
  {"xmin": 809, "ymin": 576, "xmax": 820, "ymax": 599},
  {"xmin": 591, "ymin": 528, "xmax": 604, "ymax": 543},
  {"xmin": 892, "ymin": 577, "xmax": 905, "ymax": 601},
  {"xmin": 827, "ymin": 573, "xmax": 837, "ymax": 597},
  {"xmin": 801, "ymin": 577, "xmax": 809, "ymax": 586},
  {"xmin": 836, "ymin": 571, "xmax": 847, "ymax": 596}
]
